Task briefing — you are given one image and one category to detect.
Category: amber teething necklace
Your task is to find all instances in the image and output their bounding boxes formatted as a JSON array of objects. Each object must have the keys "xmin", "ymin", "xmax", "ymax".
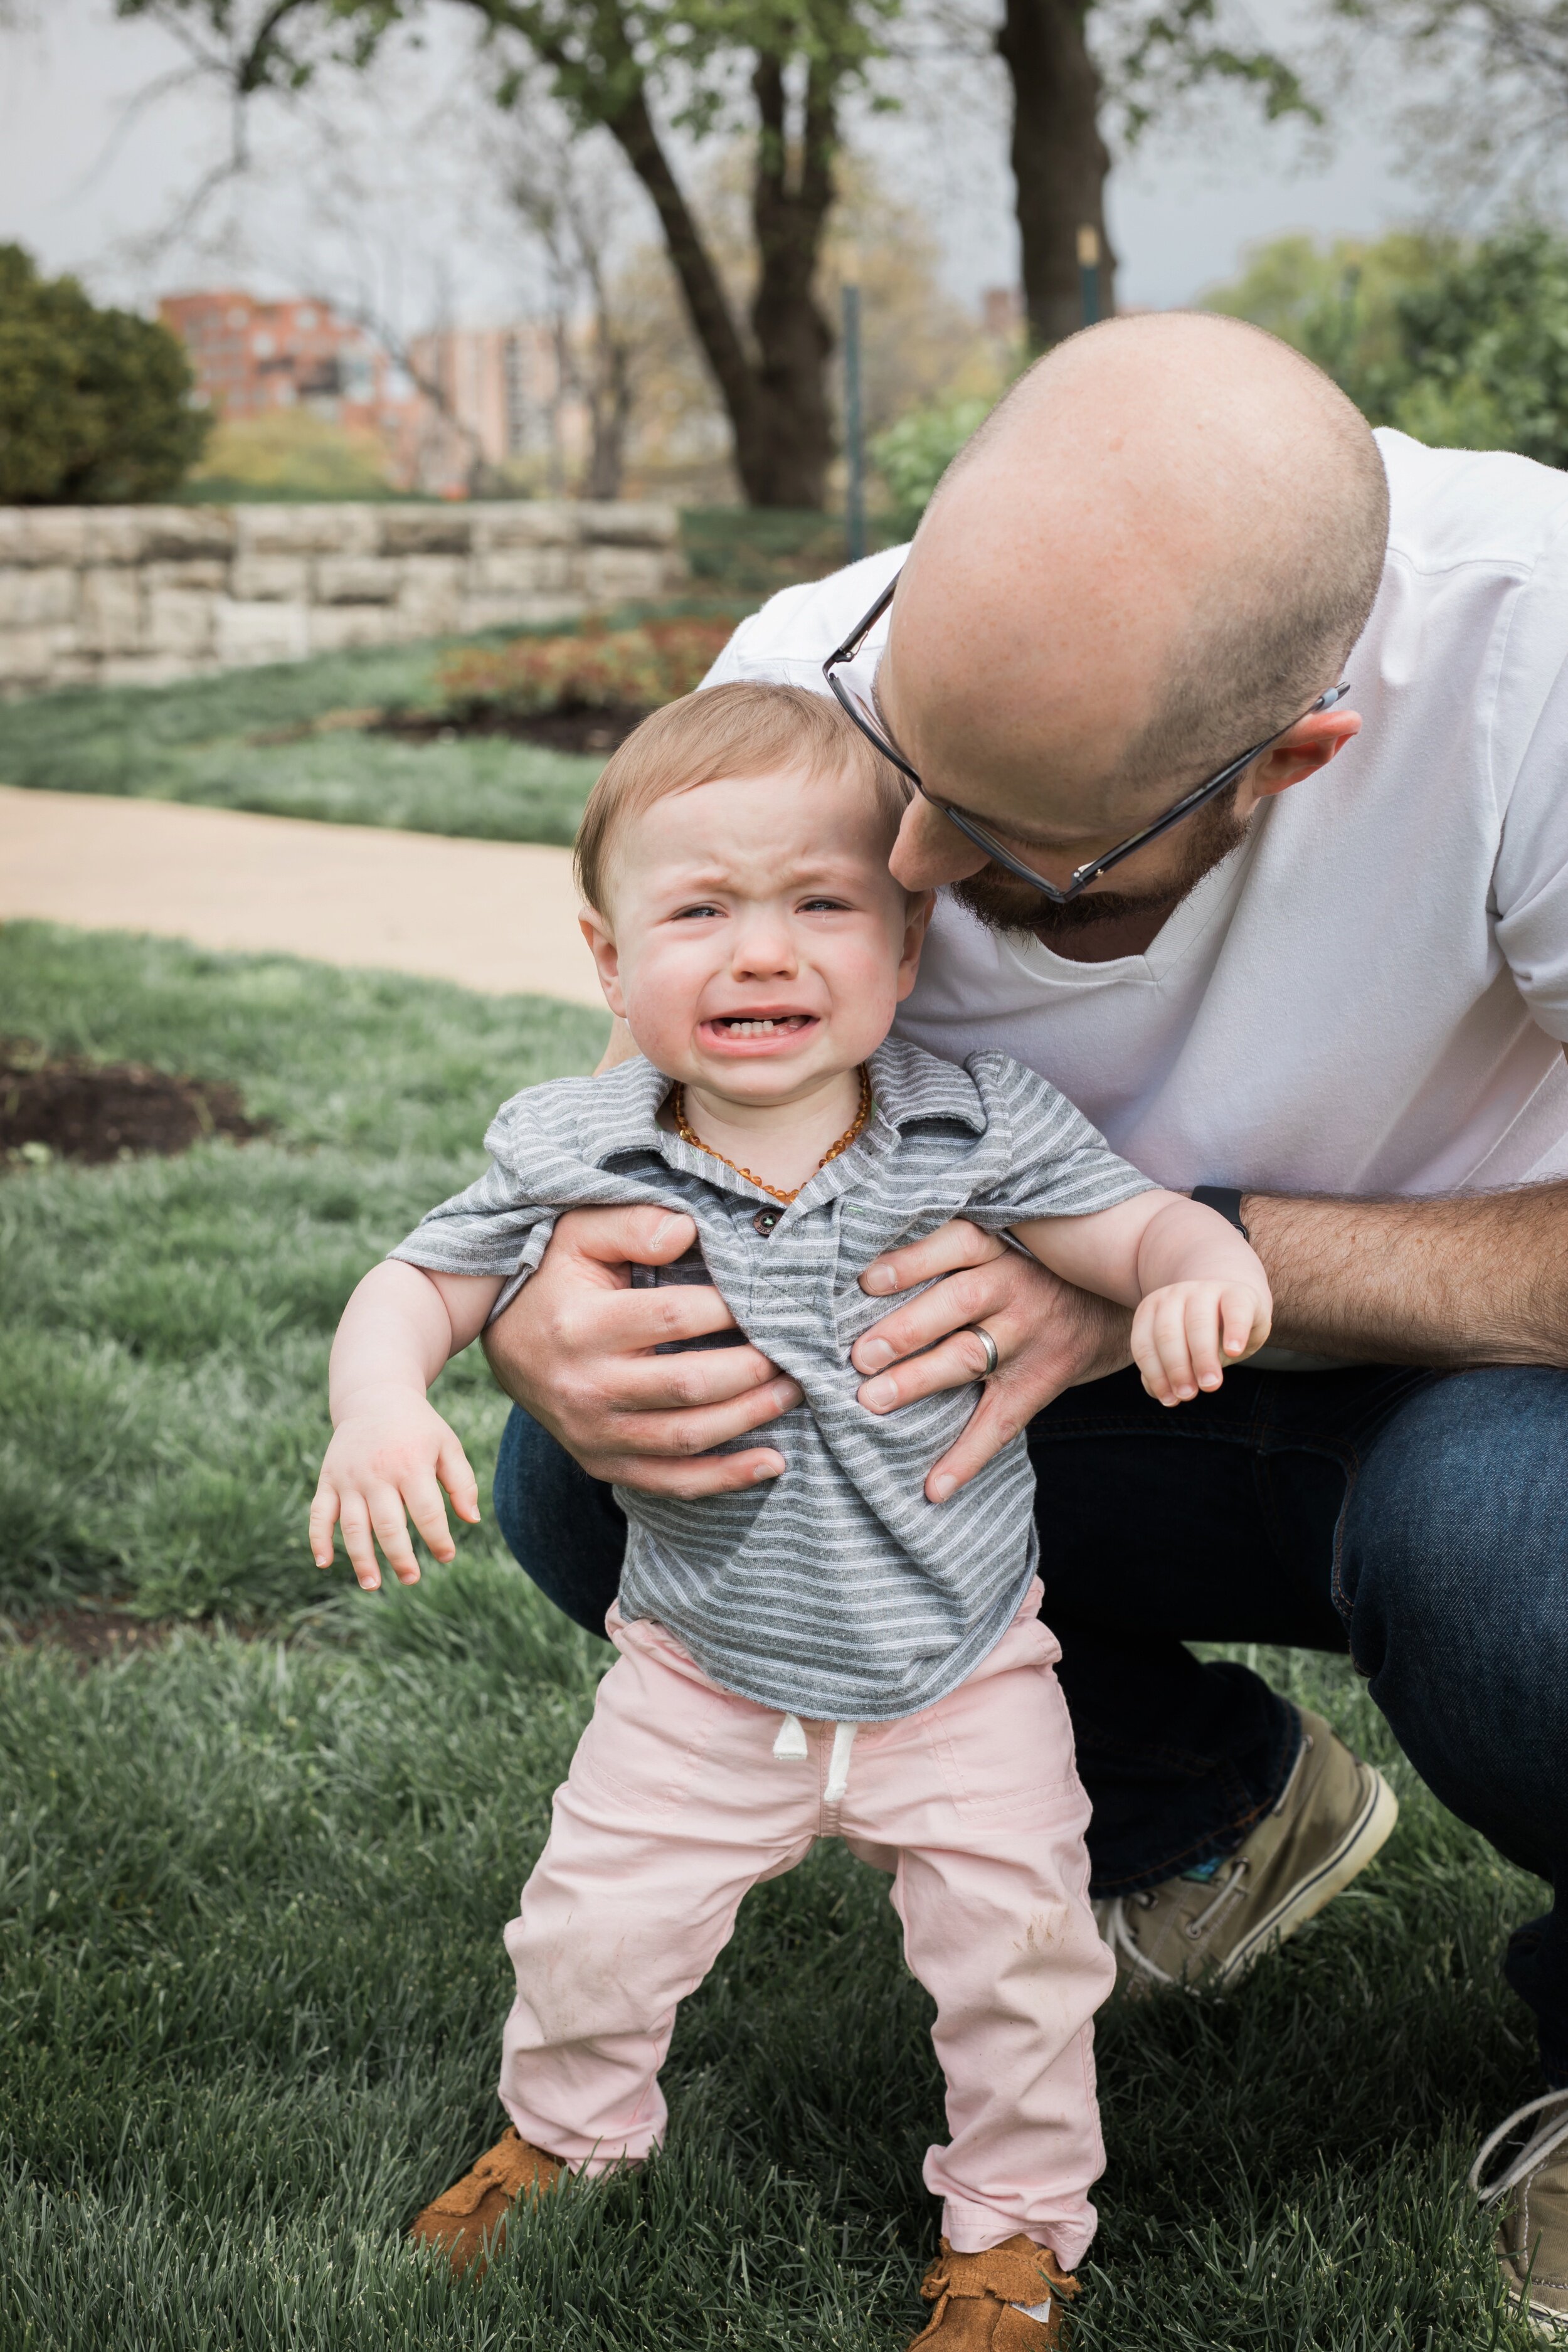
[{"xmin": 669, "ymin": 1066, "xmax": 872, "ymax": 1205}]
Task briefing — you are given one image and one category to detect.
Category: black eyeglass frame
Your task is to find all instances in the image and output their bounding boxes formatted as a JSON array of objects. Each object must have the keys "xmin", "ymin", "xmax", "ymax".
[{"xmin": 823, "ymin": 568, "xmax": 1352, "ymax": 907}]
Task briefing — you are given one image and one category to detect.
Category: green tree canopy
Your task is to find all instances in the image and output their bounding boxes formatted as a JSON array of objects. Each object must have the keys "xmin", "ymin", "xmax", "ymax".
[
  {"xmin": 1205, "ymin": 223, "xmax": 1568, "ymax": 470},
  {"xmin": 0, "ymin": 245, "xmax": 210, "ymax": 504}
]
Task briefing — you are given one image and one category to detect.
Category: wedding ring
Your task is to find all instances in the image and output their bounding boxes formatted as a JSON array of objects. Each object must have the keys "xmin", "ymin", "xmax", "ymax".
[{"xmin": 972, "ymin": 1325, "xmax": 1000, "ymax": 1379}]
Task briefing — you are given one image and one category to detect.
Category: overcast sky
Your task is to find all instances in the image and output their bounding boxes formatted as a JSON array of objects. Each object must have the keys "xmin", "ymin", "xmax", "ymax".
[{"xmin": 0, "ymin": 0, "xmax": 1416, "ymax": 323}]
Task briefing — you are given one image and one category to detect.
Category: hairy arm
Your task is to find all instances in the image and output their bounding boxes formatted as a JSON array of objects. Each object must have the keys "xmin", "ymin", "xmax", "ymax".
[
  {"xmin": 1242, "ymin": 1182, "xmax": 1568, "ymax": 1364},
  {"xmin": 849, "ymin": 1180, "xmax": 1568, "ymax": 1500},
  {"xmin": 596, "ymin": 1015, "xmax": 640, "ymax": 1074}
]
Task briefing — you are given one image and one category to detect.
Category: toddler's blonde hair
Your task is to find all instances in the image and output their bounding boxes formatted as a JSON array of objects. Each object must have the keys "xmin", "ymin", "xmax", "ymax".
[{"xmin": 574, "ymin": 681, "xmax": 908, "ymax": 912}]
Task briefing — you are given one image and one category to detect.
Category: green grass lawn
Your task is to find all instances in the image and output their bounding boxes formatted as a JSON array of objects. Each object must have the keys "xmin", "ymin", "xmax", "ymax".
[
  {"xmin": 0, "ymin": 639, "xmax": 605, "ymax": 847},
  {"xmin": 0, "ymin": 918, "xmax": 1549, "ymax": 2348},
  {"xmin": 0, "ymin": 921, "xmax": 607, "ymax": 1621},
  {"xmin": 0, "ymin": 511, "xmax": 903, "ymax": 846},
  {"xmin": 0, "ymin": 1621, "xmax": 1546, "ymax": 2349}
]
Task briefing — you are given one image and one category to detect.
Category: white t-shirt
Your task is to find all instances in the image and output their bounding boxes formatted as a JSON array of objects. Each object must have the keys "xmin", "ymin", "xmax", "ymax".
[{"xmin": 707, "ymin": 428, "xmax": 1568, "ymax": 1204}]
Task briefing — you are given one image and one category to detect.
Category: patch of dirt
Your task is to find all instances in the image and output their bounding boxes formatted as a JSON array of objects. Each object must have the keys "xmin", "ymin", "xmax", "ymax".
[
  {"xmin": 0, "ymin": 1047, "xmax": 267, "ymax": 1168},
  {"xmin": 370, "ymin": 702, "xmax": 652, "ymax": 755},
  {"xmin": 2, "ymin": 1606, "xmax": 280, "ymax": 1668},
  {"xmin": 248, "ymin": 699, "xmax": 651, "ymax": 756},
  {"xmin": 4, "ymin": 1607, "xmax": 184, "ymax": 1664}
]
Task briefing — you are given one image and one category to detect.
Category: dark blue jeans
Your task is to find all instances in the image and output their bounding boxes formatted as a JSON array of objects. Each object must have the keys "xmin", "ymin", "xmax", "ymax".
[{"xmin": 493, "ymin": 1363, "xmax": 1568, "ymax": 2081}]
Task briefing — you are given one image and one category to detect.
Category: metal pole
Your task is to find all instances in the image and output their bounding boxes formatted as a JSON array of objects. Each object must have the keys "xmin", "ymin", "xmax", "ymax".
[
  {"xmin": 1077, "ymin": 225, "xmax": 1101, "ymax": 329},
  {"xmin": 842, "ymin": 280, "xmax": 865, "ymax": 564}
]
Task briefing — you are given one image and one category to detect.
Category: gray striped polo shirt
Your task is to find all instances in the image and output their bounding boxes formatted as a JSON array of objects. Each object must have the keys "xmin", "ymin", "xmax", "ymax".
[{"xmin": 391, "ymin": 1036, "xmax": 1154, "ymax": 1723}]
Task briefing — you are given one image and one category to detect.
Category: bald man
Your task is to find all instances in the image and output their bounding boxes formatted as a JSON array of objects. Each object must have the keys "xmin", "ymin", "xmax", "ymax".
[{"xmin": 482, "ymin": 316, "xmax": 1568, "ymax": 2328}]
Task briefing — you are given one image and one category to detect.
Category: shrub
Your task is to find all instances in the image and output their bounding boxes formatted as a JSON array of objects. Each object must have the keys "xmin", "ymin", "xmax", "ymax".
[
  {"xmin": 186, "ymin": 408, "xmax": 391, "ymax": 498},
  {"xmin": 1202, "ymin": 229, "xmax": 1448, "ymax": 417},
  {"xmin": 0, "ymin": 244, "xmax": 210, "ymax": 503},
  {"xmin": 871, "ymin": 396, "xmax": 994, "ymax": 535},
  {"xmin": 1205, "ymin": 222, "xmax": 1568, "ymax": 469},
  {"xmin": 435, "ymin": 616, "xmax": 736, "ymax": 719},
  {"xmin": 1385, "ymin": 225, "xmax": 1568, "ymax": 468}
]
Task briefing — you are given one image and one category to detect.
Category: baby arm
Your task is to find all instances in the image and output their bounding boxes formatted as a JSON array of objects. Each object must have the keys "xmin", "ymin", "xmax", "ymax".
[
  {"xmin": 1011, "ymin": 1192, "xmax": 1273, "ymax": 1407},
  {"xmin": 310, "ymin": 1261, "xmax": 504, "ymax": 1589}
]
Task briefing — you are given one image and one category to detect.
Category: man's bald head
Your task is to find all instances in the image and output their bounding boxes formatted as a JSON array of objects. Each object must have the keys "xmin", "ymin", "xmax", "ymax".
[{"xmin": 882, "ymin": 312, "xmax": 1389, "ymax": 830}]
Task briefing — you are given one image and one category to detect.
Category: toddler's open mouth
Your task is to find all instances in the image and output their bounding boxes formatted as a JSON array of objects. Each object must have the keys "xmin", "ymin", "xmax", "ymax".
[{"xmin": 701, "ymin": 1012, "xmax": 819, "ymax": 1047}]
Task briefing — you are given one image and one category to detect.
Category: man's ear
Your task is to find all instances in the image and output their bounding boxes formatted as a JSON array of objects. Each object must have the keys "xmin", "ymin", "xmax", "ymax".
[
  {"xmin": 578, "ymin": 909, "xmax": 625, "ymax": 1017},
  {"xmin": 1249, "ymin": 707, "xmax": 1362, "ymax": 801},
  {"xmin": 895, "ymin": 889, "xmax": 938, "ymax": 1002}
]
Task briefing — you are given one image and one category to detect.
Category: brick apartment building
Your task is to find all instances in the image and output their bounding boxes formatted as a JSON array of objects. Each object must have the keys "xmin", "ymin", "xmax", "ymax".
[
  {"xmin": 407, "ymin": 324, "xmax": 591, "ymax": 485},
  {"xmin": 158, "ymin": 290, "xmax": 429, "ymax": 482},
  {"xmin": 160, "ymin": 292, "xmax": 593, "ymax": 494}
]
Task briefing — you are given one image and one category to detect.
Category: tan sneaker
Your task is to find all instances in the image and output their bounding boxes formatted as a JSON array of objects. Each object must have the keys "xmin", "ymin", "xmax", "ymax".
[
  {"xmin": 909, "ymin": 2238, "xmax": 1079, "ymax": 2349},
  {"xmin": 408, "ymin": 2126, "xmax": 564, "ymax": 2274},
  {"xmin": 1093, "ymin": 1707, "xmax": 1398, "ymax": 1995},
  {"xmin": 1473, "ymin": 2089, "xmax": 1568, "ymax": 2334}
]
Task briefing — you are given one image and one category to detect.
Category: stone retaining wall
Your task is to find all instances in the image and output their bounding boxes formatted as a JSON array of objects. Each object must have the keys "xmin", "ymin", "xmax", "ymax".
[{"xmin": 0, "ymin": 501, "xmax": 687, "ymax": 696}]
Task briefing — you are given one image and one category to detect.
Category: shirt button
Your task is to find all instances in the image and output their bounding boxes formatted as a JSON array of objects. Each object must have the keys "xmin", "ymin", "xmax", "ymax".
[{"xmin": 753, "ymin": 1207, "xmax": 780, "ymax": 1237}]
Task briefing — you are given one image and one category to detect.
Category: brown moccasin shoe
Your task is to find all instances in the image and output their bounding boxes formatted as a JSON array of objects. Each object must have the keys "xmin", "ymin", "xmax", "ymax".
[
  {"xmin": 409, "ymin": 2126, "xmax": 564, "ymax": 2274},
  {"xmin": 909, "ymin": 2236, "xmax": 1080, "ymax": 2349}
]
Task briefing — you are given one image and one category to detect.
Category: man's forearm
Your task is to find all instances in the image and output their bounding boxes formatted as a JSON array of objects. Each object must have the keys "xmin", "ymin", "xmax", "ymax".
[
  {"xmin": 595, "ymin": 1015, "xmax": 639, "ymax": 1075},
  {"xmin": 1241, "ymin": 1183, "xmax": 1568, "ymax": 1366}
]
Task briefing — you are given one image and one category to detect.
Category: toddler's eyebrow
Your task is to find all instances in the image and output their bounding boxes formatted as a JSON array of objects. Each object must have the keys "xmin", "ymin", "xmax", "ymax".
[{"xmin": 655, "ymin": 851, "xmax": 887, "ymax": 890}]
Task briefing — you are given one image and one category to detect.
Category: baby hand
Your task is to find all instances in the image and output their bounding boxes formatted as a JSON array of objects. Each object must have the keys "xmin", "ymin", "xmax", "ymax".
[
  {"xmin": 1131, "ymin": 1281, "xmax": 1271, "ymax": 1407},
  {"xmin": 309, "ymin": 1385, "xmax": 480, "ymax": 1590}
]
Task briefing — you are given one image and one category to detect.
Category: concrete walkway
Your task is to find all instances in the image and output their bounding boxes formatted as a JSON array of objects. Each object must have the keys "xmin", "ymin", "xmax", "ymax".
[{"xmin": 0, "ymin": 786, "xmax": 604, "ymax": 1008}]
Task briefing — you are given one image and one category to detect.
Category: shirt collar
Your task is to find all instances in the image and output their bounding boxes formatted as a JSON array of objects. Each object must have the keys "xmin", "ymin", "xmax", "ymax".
[
  {"xmin": 591, "ymin": 1036, "xmax": 984, "ymax": 1205},
  {"xmin": 864, "ymin": 1036, "xmax": 986, "ymax": 1133}
]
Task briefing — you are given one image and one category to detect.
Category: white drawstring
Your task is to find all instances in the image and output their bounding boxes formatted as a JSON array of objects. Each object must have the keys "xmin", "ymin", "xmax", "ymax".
[
  {"xmin": 771, "ymin": 1714, "xmax": 859, "ymax": 1803},
  {"xmin": 825, "ymin": 1722, "xmax": 859, "ymax": 1804},
  {"xmin": 1470, "ymin": 2087, "xmax": 1568, "ymax": 2207}
]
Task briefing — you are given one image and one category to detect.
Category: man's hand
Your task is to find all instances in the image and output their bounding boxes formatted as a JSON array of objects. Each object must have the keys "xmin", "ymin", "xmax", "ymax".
[
  {"xmin": 310, "ymin": 1385, "xmax": 479, "ymax": 1591},
  {"xmin": 852, "ymin": 1220, "xmax": 1134, "ymax": 1501},
  {"xmin": 482, "ymin": 1204, "xmax": 803, "ymax": 1498}
]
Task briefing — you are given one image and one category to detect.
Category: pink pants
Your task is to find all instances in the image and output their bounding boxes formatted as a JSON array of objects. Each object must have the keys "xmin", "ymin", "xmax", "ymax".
[{"xmin": 498, "ymin": 1585, "xmax": 1114, "ymax": 2269}]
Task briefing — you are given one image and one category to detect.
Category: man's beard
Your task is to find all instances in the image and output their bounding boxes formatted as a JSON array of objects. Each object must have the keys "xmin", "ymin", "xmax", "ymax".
[{"xmin": 948, "ymin": 781, "xmax": 1253, "ymax": 945}]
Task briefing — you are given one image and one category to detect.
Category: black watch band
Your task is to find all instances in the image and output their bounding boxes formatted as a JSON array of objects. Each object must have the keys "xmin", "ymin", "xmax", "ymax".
[{"xmin": 1192, "ymin": 1184, "xmax": 1251, "ymax": 1241}]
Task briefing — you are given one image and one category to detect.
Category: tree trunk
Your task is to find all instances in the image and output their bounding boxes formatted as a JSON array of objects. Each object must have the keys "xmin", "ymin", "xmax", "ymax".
[
  {"xmin": 583, "ymin": 312, "xmax": 633, "ymax": 500},
  {"xmin": 996, "ymin": 0, "xmax": 1115, "ymax": 351},
  {"xmin": 746, "ymin": 53, "xmax": 837, "ymax": 508},
  {"xmin": 211, "ymin": 0, "xmax": 844, "ymax": 508},
  {"xmin": 603, "ymin": 63, "xmax": 838, "ymax": 507},
  {"xmin": 526, "ymin": 0, "xmax": 838, "ymax": 502}
]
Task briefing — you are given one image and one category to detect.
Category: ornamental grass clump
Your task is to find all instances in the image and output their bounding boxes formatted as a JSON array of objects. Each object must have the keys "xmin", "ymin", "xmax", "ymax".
[{"xmin": 435, "ymin": 618, "xmax": 734, "ymax": 724}]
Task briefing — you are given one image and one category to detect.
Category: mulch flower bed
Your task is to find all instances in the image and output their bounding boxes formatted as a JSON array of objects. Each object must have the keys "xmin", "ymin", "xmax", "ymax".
[
  {"xmin": 246, "ymin": 616, "xmax": 737, "ymax": 755},
  {"xmin": 369, "ymin": 702, "xmax": 653, "ymax": 753},
  {"xmin": 433, "ymin": 615, "xmax": 733, "ymax": 728}
]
